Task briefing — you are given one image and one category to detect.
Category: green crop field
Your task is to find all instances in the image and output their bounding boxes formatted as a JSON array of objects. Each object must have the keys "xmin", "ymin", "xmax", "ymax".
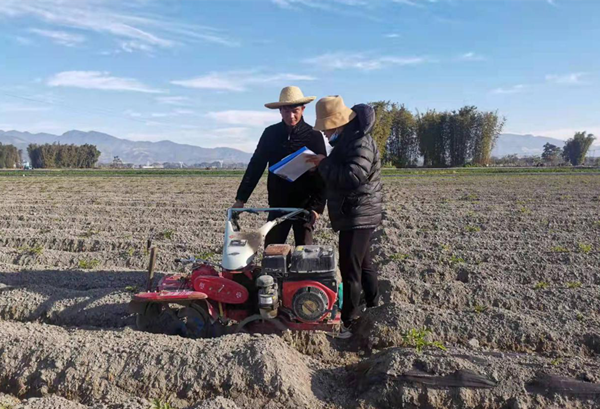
[{"xmin": 1, "ymin": 166, "xmax": 598, "ymax": 178}]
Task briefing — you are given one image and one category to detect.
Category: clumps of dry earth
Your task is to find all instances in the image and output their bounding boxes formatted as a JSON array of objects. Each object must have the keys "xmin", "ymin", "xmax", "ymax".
[{"xmin": 0, "ymin": 173, "xmax": 599, "ymax": 408}]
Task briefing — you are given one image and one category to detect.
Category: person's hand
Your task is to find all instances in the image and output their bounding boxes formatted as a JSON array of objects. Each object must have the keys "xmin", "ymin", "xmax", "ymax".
[
  {"xmin": 305, "ymin": 154, "xmax": 326, "ymax": 168},
  {"xmin": 232, "ymin": 199, "xmax": 245, "ymax": 208},
  {"xmin": 304, "ymin": 210, "xmax": 320, "ymax": 228}
]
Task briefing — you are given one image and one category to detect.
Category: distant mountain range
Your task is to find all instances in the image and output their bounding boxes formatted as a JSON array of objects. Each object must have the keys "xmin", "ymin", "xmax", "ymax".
[
  {"xmin": 491, "ymin": 133, "xmax": 566, "ymax": 157},
  {"xmin": 0, "ymin": 130, "xmax": 252, "ymax": 165},
  {"xmin": 0, "ymin": 129, "xmax": 579, "ymax": 165}
]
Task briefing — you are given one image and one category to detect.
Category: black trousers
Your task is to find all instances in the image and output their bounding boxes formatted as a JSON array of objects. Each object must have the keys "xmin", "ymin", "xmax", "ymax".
[
  {"xmin": 265, "ymin": 219, "xmax": 313, "ymax": 247},
  {"xmin": 339, "ymin": 228, "xmax": 379, "ymax": 324}
]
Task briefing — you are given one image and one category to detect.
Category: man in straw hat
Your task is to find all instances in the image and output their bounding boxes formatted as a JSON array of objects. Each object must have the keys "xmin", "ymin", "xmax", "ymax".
[
  {"xmin": 233, "ymin": 86, "xmax": 327, "ymax": 246},
  {"xmin": 306, "ymin": 96, "xmax": 383, "ymax": 337}
]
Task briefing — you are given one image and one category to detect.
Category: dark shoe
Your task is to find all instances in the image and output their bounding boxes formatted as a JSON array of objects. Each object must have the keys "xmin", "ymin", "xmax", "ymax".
[
  {"xmin": 336, "ymin": 318, "xmax": 359, "ymax": 339},
  {"xmin": 336, "ymin": 323, "xmax": 353, "ymax": 339},
  {"xmin": 366, "ymin": 295, "xmax": 382, "ymax": 309}
]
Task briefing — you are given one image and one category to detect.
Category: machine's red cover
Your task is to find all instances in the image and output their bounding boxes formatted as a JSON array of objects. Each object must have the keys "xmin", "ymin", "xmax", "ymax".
[
  {"xmin": 133, "ymin": 290, "xmax": 208, "ymax": 302},
  {"xmin": 193, "ymin": 276, "xmax": 249, "ymax": 304}
]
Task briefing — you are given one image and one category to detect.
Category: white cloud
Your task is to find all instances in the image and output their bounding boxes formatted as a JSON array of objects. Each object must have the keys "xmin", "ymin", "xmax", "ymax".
[
  {"xmin": 119, "ymin": 40, "xmax": 153, "ymax": 53},
  {"xmin": 149, "ymin": 109, "xmax": 195, "ymax": 118},
  {"xmin": 206, "ymin": 127, "xmax": 261, "ymax": 152},
  {"xmin": 384, "ymin": 33, "xmax": 400, "ymax": 38},
  {"xmin": 124, "ymin": 108, "xmax": 196, "ymax": 119},
  {"xmin": 459, "ymin": 52, "xmax": 485, "ymax": 61},
  {"xmin": 14, "ymin": 36, "xmax": 34, "ymax": 45},
  {"xmin": 304, "ymin": 52, "xmax": 429, "ymax": 71},
  {"xmin": 0, "ymin": 103, "xmax": 51, "ymax": 113},
  {"xmin": 155, "ymin": 96, "xmax": 192, "ymax": 106},
  {"xmin": 269, "ymin": 0, "xmax": 396, "ymax": 19},
  {"xmin": 173, "ymin": 109, "xmax": 195, "ymax": 115},
  {"xmin": 271, "ymin": 0, "xmax": 450, "ymax": 10},
  {"xmin": 172, "ymin": 71, "xmax": 316, "ymax": 92},
  {"xmin": 545, "ymin": 72, "xmax": 588, "ymax": 85},
  {"xmin": 391, "ymin": 0, "xmax": 427, "ymax": 6},
  {"xmin": 335, "ymin": 0, "xmax": 372, "ymax": 7},
  {"xmin": 492, "ymin": 73, "xmax": 587, "ymax": 96},
  {"xmin": 29, "ymin": 28, "xmax": 85, "ymax": 46},
  {"xmin": 124, "ymin": 110, "xmax": 143, "ymax": 118},
  {"xmin": 206, "ymin": 110, "xmax": 281, "ymax": 127},
  {"xmin": 0, "ymin": 0, "xmax": 239, "ymax": 52},
  {"xmin": 271, "ymin": 0, "xmax": 296, "ymax": 8},
  {"xmin": 491, "ymin": 84, "xmax": 527, "ymax": 95},
  {"xmin": 392, "ymin": 0, "xmax": 438, "ymax": 7},
  {"xmin": 271, "ymin": 0, "xmax": 368, "ymax": 10},
  {"xmin": 47, "ymin": 71, "xmax": 162, "ymax": 93},
  {"xmin": 172, "ymin": 73, "xmax": 246, "ymax": 92}
]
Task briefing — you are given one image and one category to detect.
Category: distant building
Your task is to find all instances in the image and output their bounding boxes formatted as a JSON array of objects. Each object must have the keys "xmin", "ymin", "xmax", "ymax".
[
  {"xmin": 163, "ymin": 162, "xmax": 187, "ymax": 169},
  {"xmin": 111, "ymin": 156, "xmax": 124, "ymax": 168},
  {"xmin": 140, "ymin": 161, "xmax": 164, "ymax": 169},
  {"xmin": 223, "ymin": 162, "xmax": 247, "ymax": 169}
]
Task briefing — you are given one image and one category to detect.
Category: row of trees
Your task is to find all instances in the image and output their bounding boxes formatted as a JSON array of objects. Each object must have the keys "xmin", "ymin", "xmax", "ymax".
[
  {"xmin": 0, "ymin": 143, "xmax": 22, "ymax": 168},
  {"xmin": 27, "ymin": 143, "xmax": 101, "ymax": 168},
  {"xmin": 491, "ymin": 132, "xmax": 597, "ymax": 167},
  {"xmin": 541, "ymin": 132, "xmax": 596, "ymax": 166},
  {"xmin": 561, "ymin": 132, "xmax": 595, "ymax": 165},
  {"xmin": 370, "ymin": 102, "xmax": 505, "ymax": 167},
  {"xmin": 491, "ymin": 154, "xmax": 599, "ymax": 167}
]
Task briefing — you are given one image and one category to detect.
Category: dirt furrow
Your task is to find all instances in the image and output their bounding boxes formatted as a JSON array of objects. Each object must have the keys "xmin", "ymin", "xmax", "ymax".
[
  {"xmin": 0, "ymin": 321, "xmax": 328, "ymax": 409},
  {"xmin": 1, "ymin": 173, "xmax": 599, "ymax": 408}
]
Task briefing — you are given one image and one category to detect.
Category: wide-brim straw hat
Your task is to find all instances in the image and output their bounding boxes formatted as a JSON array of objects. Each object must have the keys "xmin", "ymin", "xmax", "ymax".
[
  {"xmin": 314, "ymin": 95, "xmax": 356, "ymax": 131},
  {"xmin": 265, "ymin": 86, "xmax": 316, "ymax": 109}
]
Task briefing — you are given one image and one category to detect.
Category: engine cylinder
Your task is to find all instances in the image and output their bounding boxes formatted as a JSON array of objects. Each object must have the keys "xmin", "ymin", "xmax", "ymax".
[{"xmin": 256, "ymin": 274, "xmax": 278, "ymax": 319}]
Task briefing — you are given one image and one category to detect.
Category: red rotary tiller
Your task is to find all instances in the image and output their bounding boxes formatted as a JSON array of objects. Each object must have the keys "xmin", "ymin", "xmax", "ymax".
[{"xmin": 129, "ymin": 208, "xmax": 342, "ymax": 338}]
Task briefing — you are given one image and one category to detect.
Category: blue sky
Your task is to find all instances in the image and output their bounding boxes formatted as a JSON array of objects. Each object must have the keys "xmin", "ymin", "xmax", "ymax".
[{"xmin": 1, "ymin": 0, "xmax": 599, "ymax": 152}]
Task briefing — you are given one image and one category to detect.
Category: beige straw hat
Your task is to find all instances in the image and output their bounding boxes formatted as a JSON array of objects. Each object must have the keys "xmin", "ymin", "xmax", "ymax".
[
  {"xmin": 264, "ymin": 86, "xmax": 316, "ymax": 109},
  {"xmin": 314, "ymin": 95, "xmax": 356, "ymax": 131}
]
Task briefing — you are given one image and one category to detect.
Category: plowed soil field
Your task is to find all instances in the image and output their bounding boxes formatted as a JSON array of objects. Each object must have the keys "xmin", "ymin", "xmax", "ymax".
[{"xmin": 0, "ymin": 172, "xmax": 599, "ymax": 409}]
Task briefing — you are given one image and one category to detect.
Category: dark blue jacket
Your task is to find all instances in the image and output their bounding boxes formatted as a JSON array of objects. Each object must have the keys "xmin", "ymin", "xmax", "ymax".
[
  {"xmin": 317, "ymin": 104, "xmax": 383, "ymax": 231},
  {"xmin": 236, "ymin": 118, "xmax": 327, "ymax": 214}
]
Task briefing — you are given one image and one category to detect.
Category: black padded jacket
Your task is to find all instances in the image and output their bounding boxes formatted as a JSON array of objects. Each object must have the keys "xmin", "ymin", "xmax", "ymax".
[
  {"xmin": 317, "ymin": 104, "xmax": 383, "ymax": 232},
  {"xmin": 235, "ymin": 118, "xmax": 327, "ymax": 214}
]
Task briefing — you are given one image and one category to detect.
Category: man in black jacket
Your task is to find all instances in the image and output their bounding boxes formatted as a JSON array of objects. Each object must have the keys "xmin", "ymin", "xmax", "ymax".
[{"xmin": 233, "ymin": 86, "xmax": 327, "ymax": 246}]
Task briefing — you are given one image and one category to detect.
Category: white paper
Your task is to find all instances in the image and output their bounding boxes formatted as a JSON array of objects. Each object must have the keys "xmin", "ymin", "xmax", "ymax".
[
  {"xmin": 269, "ymin": 147, "xmax": 317, "ymax": 182},
  {"xmin": 323, "ymin": 134, "xmax": 333, "ymax": 155}
]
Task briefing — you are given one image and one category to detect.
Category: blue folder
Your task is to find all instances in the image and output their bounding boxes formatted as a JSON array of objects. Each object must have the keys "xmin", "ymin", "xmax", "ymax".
[{"xmin": 268, "ymin": 146, "xmax": 309, "ymax": 182}]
